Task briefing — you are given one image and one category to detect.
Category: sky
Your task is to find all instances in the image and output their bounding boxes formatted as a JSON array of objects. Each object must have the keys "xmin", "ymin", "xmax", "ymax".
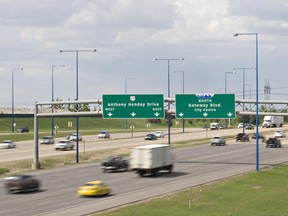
[{"xmin": 0, "ymin": 0, "xmax": 288, "ymax": 108}]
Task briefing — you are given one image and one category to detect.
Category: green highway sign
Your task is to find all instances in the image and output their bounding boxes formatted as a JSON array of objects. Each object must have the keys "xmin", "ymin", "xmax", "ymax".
[
  {"xmin": 102, "ymin": 94, "xmax": 164, "ymax": 119},
  {"xmin": 175, "ymin": 94, "xmax": 235, "ymax": 119}
]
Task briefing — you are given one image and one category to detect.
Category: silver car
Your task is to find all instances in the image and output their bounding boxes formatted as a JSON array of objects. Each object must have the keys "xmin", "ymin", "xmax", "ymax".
[
  {"xmin": 98, "ymin": 131, "xmax": 110, "ymax": 138},
  {"xmin": 274, "ymin": 130, "xmax": 286, "ymax": 138},
  {"xmin": 54, "ymin": 140, "xmax": 74, "ymax": 151},
  {"xmin": 211, "ymin": 136, "xmax": 226, "ymax": 146},
  {"xmin": 0, "ymin": 140, "xmax": 16, "ymax": 149},
  {"xmin": 40, "ymin": 136, "xmax": 55, "ymax": 144},
  {"xmin": 154, "ymin": 131, "xmax": 165, "ymax": 138}
]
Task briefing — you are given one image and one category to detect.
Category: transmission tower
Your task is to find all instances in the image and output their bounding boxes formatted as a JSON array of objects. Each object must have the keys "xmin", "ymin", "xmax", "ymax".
[{"xmin": 264, "ymin": 79, "xmax": 271, "ymax": 100}]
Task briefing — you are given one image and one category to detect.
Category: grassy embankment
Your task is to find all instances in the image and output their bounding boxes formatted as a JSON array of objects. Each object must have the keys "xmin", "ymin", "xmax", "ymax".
[{"xmin": 95, "ymin": 164, "xmax": 288, "ymax": 216}]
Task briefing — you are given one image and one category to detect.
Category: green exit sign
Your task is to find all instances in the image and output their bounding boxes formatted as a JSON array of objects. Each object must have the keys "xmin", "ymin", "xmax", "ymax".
[
  {"xmin": 102, "ymin": 94, "xmax": 164, "ymax": 119},
  {"xmin": 176, "ymin": 94, "xmax": 235, "ymax": 119}
]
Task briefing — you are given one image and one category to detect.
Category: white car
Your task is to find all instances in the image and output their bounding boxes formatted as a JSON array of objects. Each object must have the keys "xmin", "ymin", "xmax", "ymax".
[
  {"xmin": 40, "ymin": 136, "xmax": 55, "ymax": 144},
  {"xmin": 237, "ymin": 123, "xmax": 244, "ymax": 128},
  {"xmin": 211, "ymin": 136, "xmax": 226, "ymax": 146},
  {"xmin": 54, "ymin": 140, "xmax": 74, "ymax": 151},
  {"xmin": 154, "ymin": 131, "xmax": 165, "ymax": 138},
  {"xmin": 273, "ymin": 130, "xmax": 286, "ymax": 138},
  {"xmin": 98, "ymin": 131, "xmax": 110, "ymax": 138},
  {"xmin": 69, "ymin": 134, "xmax": 83, "ymax": 141},
  {"xmin": 0, "ymin": 140, "xmax": 16, "ymax": 149}
]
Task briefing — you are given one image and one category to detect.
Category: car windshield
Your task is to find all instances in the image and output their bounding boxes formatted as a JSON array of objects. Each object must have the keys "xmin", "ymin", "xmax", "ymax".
[
  {"xmin": 100, "ymin": 131, "xmax": 107, "ymax": 134},
  {"xmin": 58, "ymin": 140, "xmax": 68, "ymax": 144},
  {"xmin": 84, "ymin": 183, "xmax": 98, "ymax": 187},
  {"xmin": 3, "ymin": 140, "xmax": 12, "ymax": 143}
]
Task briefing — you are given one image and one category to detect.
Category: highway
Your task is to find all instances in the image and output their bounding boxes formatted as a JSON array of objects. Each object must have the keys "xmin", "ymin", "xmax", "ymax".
[
  {"xmin": 0, "ymin": 128, "xmax": 288, "ymax": 216},
  {"xmin": 0, "ymin": 127, "xmax": 282, "ymax": 163}
]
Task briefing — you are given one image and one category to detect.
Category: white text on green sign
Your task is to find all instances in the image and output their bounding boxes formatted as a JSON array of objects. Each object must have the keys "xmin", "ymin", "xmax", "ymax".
[
  {"xmin": 102, "ymin": 94, "xmax": 164, "ymax": 119},
  {"xmin": 175, "ymin": 94, "xmax": 235, "ymax": 119}
]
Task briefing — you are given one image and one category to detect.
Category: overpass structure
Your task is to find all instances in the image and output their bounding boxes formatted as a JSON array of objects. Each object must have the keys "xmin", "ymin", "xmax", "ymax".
[{"xmin": 35, "ymin": 98, "xmax": 288, "ymax": 117}]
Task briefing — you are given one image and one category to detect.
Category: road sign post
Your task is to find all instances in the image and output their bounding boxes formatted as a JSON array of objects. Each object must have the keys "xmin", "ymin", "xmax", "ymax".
[
  {"xmin": 102, "ymin": 94, "xmax": 164, "ymax": 119},
  {"xmin": 176, "ymin": 94, "xmax": 235, "ymax": 119}
]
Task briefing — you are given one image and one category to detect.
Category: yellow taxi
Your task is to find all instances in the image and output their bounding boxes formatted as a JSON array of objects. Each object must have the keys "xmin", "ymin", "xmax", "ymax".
[{"xmin": 78, "ymin": 180, "xmax": 111, "ymax": 197}]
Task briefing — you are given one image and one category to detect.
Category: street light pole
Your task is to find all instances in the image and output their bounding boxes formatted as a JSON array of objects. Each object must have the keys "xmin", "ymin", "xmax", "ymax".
[
  {"xmin": 245, "ymin": 83, "xmax": 252, "ymax": 124},
  {"xmin": 233, "ymin": 67, "xmax": 254, "ymax": 133},
  {"xmin": 225, "ymin": 71, "xmax": 236, "ymax": 128},
  {"xmin": 125, "ymin": 77, "xmax": 135, "ymax": 130},
  {"xmin": 174, "ymin": 70, "xmax": 185, "ymax": 133},
  {"xmin": 224, "ymin": 72, "xmax": 236, "ymax": 94},
  {"xmin": 59, "ymin": 49, "xmax": 96, "ymax": 163},
  {"xmin": 154, "ymin": 58, "xmax": 184, "ymax": 145},
  {"xmin": 234, "ymin": 32, "xmax": 259, "ymax": 171},
  {"xmin": 11, "ymin": 68, "xmax": 23, "ymax": 133},
  {"xmin": 51, "ymin": 64, "xmax": 65, "ymax": 136}
]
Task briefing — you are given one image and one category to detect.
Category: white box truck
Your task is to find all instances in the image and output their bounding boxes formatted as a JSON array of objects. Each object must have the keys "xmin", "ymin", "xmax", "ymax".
[
  {"xmin": 262, "ymin": 116, "xmax": 284, "ymax": 128},
  {"xmin": 130, "ymin": 144, "xmax": 173, "ymax": 177}
]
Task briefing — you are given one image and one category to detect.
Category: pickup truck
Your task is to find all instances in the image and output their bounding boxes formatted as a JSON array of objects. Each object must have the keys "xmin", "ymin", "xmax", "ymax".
[
  {"xmin": 101, "ymin": 156, "xmax": 129, "ymax": 172},
  {"xmin": 4, "ymin": 175, "xmax": 41, "ymax": 194}
]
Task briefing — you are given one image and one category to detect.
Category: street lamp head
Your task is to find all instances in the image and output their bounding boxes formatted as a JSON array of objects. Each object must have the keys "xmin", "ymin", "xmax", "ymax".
[
  {"xmin": 234, "ymin": 33, "xmax": 239, "ymax": 37},
  {"xmin": 91, "ymin": 49, "xmax": 97, "ymax": 52},
  {"xmin": 153, "ymin": 58, "xmax": 158, "ymax": 61},
  {"xmin": 226, "ymin": 71, "xmax": 236, "ymax": 75},
  {"xmin": 59, "ymin": 50, "xmax": 63, "ymax": 53},
  {"xmin": 179, "ymin": 58, "xmax": 184, "ymax": 60}
]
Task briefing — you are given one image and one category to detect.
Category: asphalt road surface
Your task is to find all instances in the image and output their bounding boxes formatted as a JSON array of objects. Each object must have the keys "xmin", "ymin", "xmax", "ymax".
[
  {"xmin": 0, "ymin": 128, "xmax": 288, "ymax": 216},
  {"xmin": 0, "ymin": 127, "xmax": 284, "ymax": 163}
]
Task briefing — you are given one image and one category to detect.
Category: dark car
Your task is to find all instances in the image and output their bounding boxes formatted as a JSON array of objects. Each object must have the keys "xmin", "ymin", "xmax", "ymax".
[
  {"xmin": 251, "ymin": 133, "xmax": 266, "ymax": 142},
  {"xmin": 17, "ymin": 127, "xmax": 29, "ymax": 133},
  {"xmin": 266, "ymin": 137, "xmax": 281, "ymax": 148},
  {"xmin": 144, "ymin": 134, "xmax": 158, "ymax": 140},
  {"xmin": 4, "ymin": 174, "xmax": 40, "ymax": 194},
  {"xmin": 245, "ymin": 124, "xmax": 254, "ymax": 130},
  {"xmin": 236, "ymin": 133, "xmax": 249, "ymax": 142},
  {"xmin": 101, "ymin": 156, "xmax": 129, "ymax": 172}
]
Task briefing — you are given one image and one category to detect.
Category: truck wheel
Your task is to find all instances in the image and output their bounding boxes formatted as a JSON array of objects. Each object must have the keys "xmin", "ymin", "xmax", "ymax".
[
  {"xmin": 168, "ymin": 165, "xmax": 173, "ymax": 173},
  {"xmin": 152, "ymin": 169, "xmax": 159, "ymax": 177}
]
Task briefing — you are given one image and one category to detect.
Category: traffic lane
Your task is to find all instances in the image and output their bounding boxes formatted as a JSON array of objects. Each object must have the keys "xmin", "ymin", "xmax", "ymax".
[
  {"xmin": 0, "ymin": 126, "xmax": 283, "ymax": 163},
  {"xmin": 0, "ymin": 127, "xmax": 224, "ymax": 163},
  {"xmin": 1, "ymin": 142, "xmax": 288, "ymax": 216}
]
